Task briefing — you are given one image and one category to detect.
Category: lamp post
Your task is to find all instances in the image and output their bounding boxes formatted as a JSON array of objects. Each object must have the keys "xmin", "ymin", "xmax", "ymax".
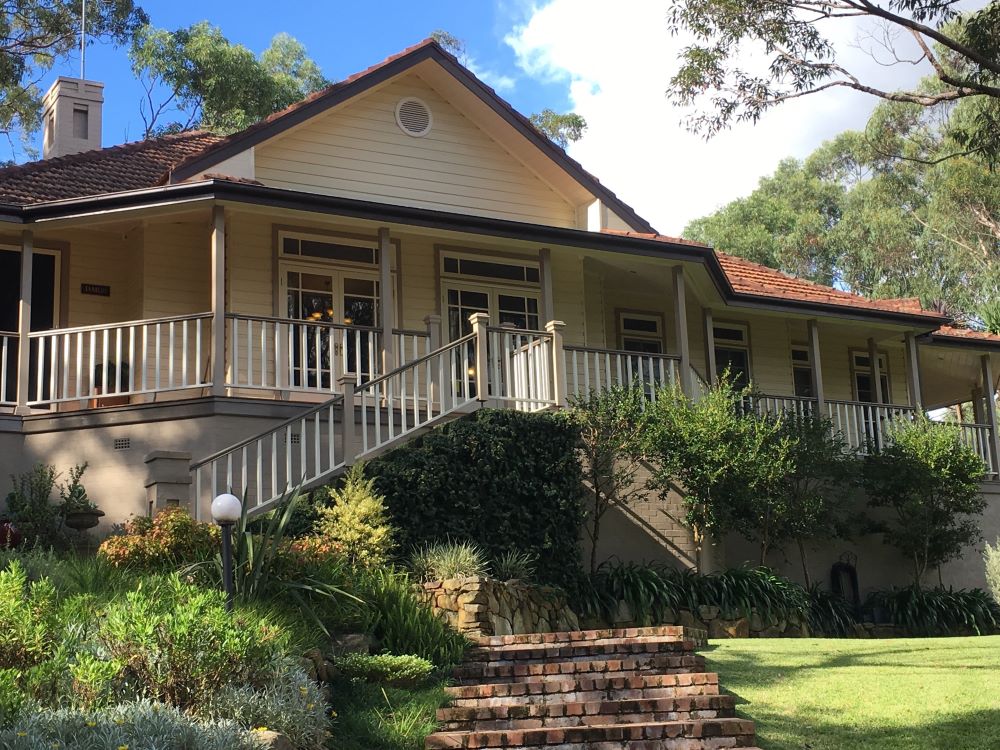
[{"xmin": 211, "ymin": 493, "xmax": 242, "ymax": 612}]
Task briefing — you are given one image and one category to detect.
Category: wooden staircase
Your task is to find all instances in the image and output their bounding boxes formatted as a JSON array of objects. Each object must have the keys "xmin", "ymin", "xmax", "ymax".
[{"xmin": 426, "ymin": 626, "xmax": 759, "ymax": 749}]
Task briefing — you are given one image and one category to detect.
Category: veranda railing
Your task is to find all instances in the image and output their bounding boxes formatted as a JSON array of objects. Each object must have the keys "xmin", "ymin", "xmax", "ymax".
[
  {"xmin": 563, "ymin": 345, "xmax": 680, "ymax": 401},
  {"xmin": 0, "ymin": 331, "xmax": 16, "ymax": 406}
]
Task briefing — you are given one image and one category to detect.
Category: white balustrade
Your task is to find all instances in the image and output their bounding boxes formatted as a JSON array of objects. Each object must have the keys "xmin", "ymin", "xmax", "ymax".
[
  {"xmin": 226, "ymin": 314, "xmax": 381, "ymax": 393},
  {"xmin": 393, "ymin": 329, "xmax": 431, "ymax": 366},
  {"xmin": 190, "ymin": 397, "xmax": 346, "ymax": 519},
  {"xmin": 754, "ymin": 394, "xmax": 816, "ymax": 418},
  {"xmin": 0, "ymin": 332, "xmax": 15, "ymax": 406},
  {"xmin": 26, "ymin": 314, "xmax": 212, "ymax": 406},
  {"xmin": 489, "ymin": 327, "xmax": 556, "ymax": 411},
  {"xmin": 956, "ymin": 422, "xmax": 998, "ymax": 479},
  {"xmin": 564, "ymin": 345, "xmax": 679, "ymax": 401},
  {"xmin": 356, "ymin": 332, "xmax": 477, "ymax": 457},
  {"xmin": 825, "ymin": 400, "xmax": 916, "ymax": 453}
]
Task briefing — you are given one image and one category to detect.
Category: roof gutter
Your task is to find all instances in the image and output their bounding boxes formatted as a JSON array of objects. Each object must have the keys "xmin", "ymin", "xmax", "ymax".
[{"xmin": 19, "ymin": 179, "xmax": 951, "ymax": 328}]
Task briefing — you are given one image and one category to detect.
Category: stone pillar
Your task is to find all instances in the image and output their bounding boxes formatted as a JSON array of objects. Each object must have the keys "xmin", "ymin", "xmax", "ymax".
[{"xmin": 145, "ymin": 451, "xmax": 192, "ymax": 515}]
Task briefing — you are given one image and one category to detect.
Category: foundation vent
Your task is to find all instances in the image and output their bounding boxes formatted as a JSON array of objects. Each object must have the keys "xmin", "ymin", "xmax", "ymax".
[
  {"xmin": 290, "ymin": 433, "xmax": 301, "ymax": 445},
  {"xmin": 113, "ymin": 437, "xmax": 131, "ymax": 451},
  {"xmin": 395, "ymin": 97, "xmax": 432, "ymax": 137}
]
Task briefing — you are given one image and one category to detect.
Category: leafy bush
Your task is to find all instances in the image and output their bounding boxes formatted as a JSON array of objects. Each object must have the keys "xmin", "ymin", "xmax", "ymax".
[
  {"xmin": 368, "ymin": 409, "xmax": 584, "ymax": 587},
  {"xmin": 316, "ymin": 463, "xmax": 395, "ymax": 568},
  {"xmin": 57, "ymin": 463, "xmax": 97, "ymax": 514},
  {"xmin": 409, "ymin": 540, "xmax": 490, "ymax": 582},
  {"xmin": 492, "ymin": 549, "xmax": 538, "ymax": 582},
  {"xmin": 0, "ymin": 700, "xmax": 262, "ymax": 750},
  {"xmin": 99, "ymin": 575, "xmax": 288, "ymax": 709},
  {"xmin": 695, "ymin": 565, "xmax": 809, "ymax": 623},
  {"xmin": 98, "ymin": 508, "xmax": 219, "ymax": 571},
  {"xmin": 984, "ymin": 538, "xmax": 1000, "ymax": 604},
  {"xmin": 332, "ymin": 653, "xmax": 435, "ymax": 687},
  {"xmin": 807, "ymin": 584, "xmax": 858, "ymax": 637},
  {"xmin": 863, "ymin": 418, "xmax": 986, "ymax": 585},
  {"xmin": 198, "ymin": 664, "xmax": 330, "ymax": 748},
  {"xmin": 4, "ymin": 464, "xmax": 63, "ymax": 548},
  {"xmin": 864, "ymin": 586, "xmax": 1000, "ymax": 636},
  {"xmin": 358, "ymin": 568, "xmax": 467, "ymax": 667}
]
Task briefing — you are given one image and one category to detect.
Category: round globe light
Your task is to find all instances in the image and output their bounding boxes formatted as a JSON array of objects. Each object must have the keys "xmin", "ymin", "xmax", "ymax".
[{"xmin": 211, "ymin": 493, "xmax": 242, "ymax": 525}]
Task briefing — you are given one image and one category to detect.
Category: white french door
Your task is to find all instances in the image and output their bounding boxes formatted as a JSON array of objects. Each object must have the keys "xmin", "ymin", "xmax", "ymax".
[{"xmin": 279, "ymin": 263, "xmax": 380, "ymax": 388}]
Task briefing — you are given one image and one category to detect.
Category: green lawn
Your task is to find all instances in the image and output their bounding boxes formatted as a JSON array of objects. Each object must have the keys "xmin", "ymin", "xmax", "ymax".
[{"xmin": 705, "ymin": 637, "xmax": 1000, "ymax": 750}]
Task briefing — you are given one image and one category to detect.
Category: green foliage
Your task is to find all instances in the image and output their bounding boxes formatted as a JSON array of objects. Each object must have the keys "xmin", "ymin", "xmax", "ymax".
[
  {"xmin": 317, "ymin": 463, "xmax": 395, "ymax": 568},
  {"xmin": 129, "ymin": 22, "xmax": 328, "ymax": 135},
  {"xmin": 198, "ymin": 665, "xmax": 330, "ymax": 748},
  {"xmin": 0, "ymin": 1, "xmax": 148, "ymax": 156},
  {"xmin": 0, "ymin": 561, "xmax": 60, "ymax": 670},
  {"xmin": 643, "ymin": 381, "xmax": 794, "ymax": 547},
  {"xmin": 865, "ymin": 586, "xmax": 1000, "ymax": 636},
  {"xmin": 98, "ymin": 508, "xmax": 219, "ymax": 571},
  {"xmin": 368, "ymin": 409, "xmax": 585, "ymax": 588},
  {"xmin": 0, "ymin": 700, "xmax": 262, "ymax": 750},
  {"xmin": 332, "ymin": 653, "xmax": 435, "ymax": 688},
  {"xmin": 56, "ymin": 463, "xmax": 96, "ymax": 514},
  {"xmin": 492, "ymin": 549, "xmax": 538, "ymax": 582},
  {"xmin": 408, "ymin": 540, "xmax": 490, "ymax": 583},
  {"xmin": 99, "ymin": 575, "xmax": 288, "ymax": 709},
  {"xmin": 806, "ymin": 584, "xmax": 858, "ymax": 637},
  {"xmin": 985, "ymin": 538, "xmax": 1000, "ymax": 603},
  {"xmin": 529, "ymin": 109, "xmax": 587, "ymax": 148},
  {"xmin": 357, "ymin": 568, "xmax": 467, "ymax": 668},
  {"xmin": 862, "ymin": 418, "xmax": 986, "ymax": 585},
  {"xmin": 328, "ymin": 677, "xmax": 449, "ymax": 750},
  {"xmin": 570, "ymin": 385, "xmax": 648, "ymax": 574},
  {"xmin": 5, "ymin": 463, "xmax": 63, "ymax": 548}
]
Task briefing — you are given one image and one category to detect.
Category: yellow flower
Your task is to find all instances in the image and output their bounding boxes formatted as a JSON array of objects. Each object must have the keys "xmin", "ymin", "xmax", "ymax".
[
  {"xmin": 85, "ymin": 721, "xmax": 96, "ymax": 727},
  {"xmin": 306, "ymin": 703, "xmax": 315, "ymax": 710},
  {"xmin": 255, "ymin": 727, "xmax": 269, "ymax": 732},
  {"xmin": 15, "ymin": 731, "xmax": 26, "ymax": 737},
  {"xmin": 298, "ymin": 686, "xmax": 309, "ymax": 695},
  {"xmin": 118, "ymin": 745, "xmax": 129, "ymax": 750}
]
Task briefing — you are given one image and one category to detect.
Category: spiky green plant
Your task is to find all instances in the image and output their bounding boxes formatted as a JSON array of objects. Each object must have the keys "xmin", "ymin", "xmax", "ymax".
[{"xmin": 408, "ymin": 540, "xmax": 489, "ymax": 583}]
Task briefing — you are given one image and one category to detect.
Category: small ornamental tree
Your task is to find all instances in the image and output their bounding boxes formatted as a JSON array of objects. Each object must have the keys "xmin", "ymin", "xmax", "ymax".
[
  {"xmin": 317, "ymin": 463, "xmax": 395, "ymax": 569},
  {"xmin": 642, "ymin": 380, "xmax": 794, "ymax": 565},
  {"xmin": 863, "ymin": 418, "xmax": 986, "ymax": 586},
  {"xmin": 570, "ymin": 386, "xmax": 647, "ymax": 574}
]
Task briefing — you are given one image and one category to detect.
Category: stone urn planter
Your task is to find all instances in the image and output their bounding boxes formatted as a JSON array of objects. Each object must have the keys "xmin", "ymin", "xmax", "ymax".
[{"xmin": 63, "ymin": 508, "xmax": 105, "ymax": 531}]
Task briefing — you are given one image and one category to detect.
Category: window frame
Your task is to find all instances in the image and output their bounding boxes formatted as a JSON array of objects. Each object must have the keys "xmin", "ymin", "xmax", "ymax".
[
  {"xmin": 277, "ymin": 229, "xmax": 381, "ymax": 271},
  {"xmin": 616, "ymin": 310, "xmax": 665, "ymax": 353},
  {"xmin": 790, "ymin": 344, "xmax": 814, "ymax": 398},
  {"xmin": 438, "ymin": 249, "xmax": 541, "ymax": 288},
  {"xmin": 712, "ymin": 321, "xmax": 752, "ymax": 386},
  {"xmin": 849, "ymin": 348, "xmax": 892, "ymax": 403}
]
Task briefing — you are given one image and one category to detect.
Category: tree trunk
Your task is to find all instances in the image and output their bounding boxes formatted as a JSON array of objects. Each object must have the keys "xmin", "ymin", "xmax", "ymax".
[{"xmin": 797, "ymin": 538, "xmax": 812, "ymax": 588}]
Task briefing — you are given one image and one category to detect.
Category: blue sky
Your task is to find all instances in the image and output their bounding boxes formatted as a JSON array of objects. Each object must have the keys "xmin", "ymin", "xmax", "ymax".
[
  {"xmin": 37, "ymin": 0, "xmax": 926, "ymax": 233},
  {"xmin": 47, "ymin": 0, "xmax": 569, "ymax": 147}
]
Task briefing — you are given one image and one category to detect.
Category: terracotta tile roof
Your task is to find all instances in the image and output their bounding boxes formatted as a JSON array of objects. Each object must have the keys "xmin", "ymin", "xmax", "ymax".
[
  {"xmin": 930, "ymin": 325, "xmax": 1000, "ymax": 343},
  {"xmin": 601, "ymin": 229, "xmax": 947, "ymax": 320},
  {"xmin": 0, "ymin": 131, "xmax": 225, "ymax": 205}
]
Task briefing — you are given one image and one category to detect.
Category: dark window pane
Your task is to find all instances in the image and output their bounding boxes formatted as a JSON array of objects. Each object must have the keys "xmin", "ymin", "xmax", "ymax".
[
  {"xmin": 623, "ymin": 337, "xmax": 663, "ymax": 354},
  {"xmin": 793, "ymin": 367, "xmax": 813, "ymax": 398},
  {"xmin": 460, "ymin": 259, "xmax": 526, "ymax": 281},
  {"xmin": 791, "ymin": 349, "xmax": 810, "ymax": 362},
  {"xmin": 282, "ymin": 237, "xmax": 299, "ymax": 254},
  {"xmin": 714, "ymin": 326, "xmax": 746, "ymax": 342},
  {"xmin": 526, "ymin": 267, "xmax": 540, "ymax": 282},
  {"xmin": 286, "ymin": 271, "xmax": 299, "ymax": 287},
  {"xmin": 299, "ymin": 240, "xmax": 376, "ymax": 264},
  {"xmin": 499, "ymin": 295, "xmax": 527, "ymax": 313},
  {"xmin": 459, "ymin": 290, "xmax": 489, "ymax": 308},
  {"xmin": 715, "ymin": 346, "xmax": 750, "ymax": 388},
  {"xmin": 447, "ymin": 288, "xmax": 458, "ymax": 304},
  {"xmin": 527, "ymin": 298, "xmax": 538, "ymax": 314},
  {"xmin": 623, "ymin": 317, "xmax": 659, "ymax": 334},
  {"xmin": 444, "ymin": 257, "xmax": 459, "ymax": 273},
  {"xmin": 856, "ymin": 373, "xmax": 873, "ymax": 402},
  {"xmin": 343, "ymin": 277, "xmax": 376, "ymax": 296},
  {"xmin": 854, "ymin": 354, "xmax": 870, "ymax": 368}
]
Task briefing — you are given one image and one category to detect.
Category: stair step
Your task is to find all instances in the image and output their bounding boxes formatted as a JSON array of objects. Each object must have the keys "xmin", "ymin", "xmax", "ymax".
[
  {"xmin": 453, "ymin": 653, "xmax": 706, "ymax": 684},
  {"xmin": 475, "ymin": 626, "xmax": 696, "ymax": 648},
  {"xmin": 466, "ymin": 637, "xmax": 700, "ymax": 665},
  {"xmin": 425, "ymin": 718, "xmax": 757, "ymax": 749},
  {"xmin": 437, "ymin": 695, "xmax": 737, "ymax": 731},
  {"xmin": 445, "ymin": 673, "xmax": 721, "ymax": 708}
]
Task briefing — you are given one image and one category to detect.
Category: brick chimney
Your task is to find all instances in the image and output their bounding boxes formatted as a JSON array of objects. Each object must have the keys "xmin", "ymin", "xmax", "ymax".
[{"xmin": 41, "ymin": 77, "xmax": 104, "ymax": 159}]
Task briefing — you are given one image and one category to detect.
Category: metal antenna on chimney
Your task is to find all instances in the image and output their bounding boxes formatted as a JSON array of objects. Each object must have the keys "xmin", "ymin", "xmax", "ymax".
[{"xmin": 80, "ymin": 0, "xmax": 87, "ymax": 78}]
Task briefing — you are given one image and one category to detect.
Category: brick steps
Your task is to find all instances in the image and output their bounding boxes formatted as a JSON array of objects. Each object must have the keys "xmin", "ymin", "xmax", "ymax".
[
  {"xmin": 446, "ymin": 673, "xmax": 722, "ymax": 707},
  {"xmin": 438, "ymin": 695, "xmax": 738, "ymax": 731},
  {"xmin": 453, "ymin": 653, "xmax": 707, "ymax": 685},
  {"xmin": 426, "ymin": 626, "xmax": 755, "ymax": 749},
  {"xmin": 425, "ymin": 718, "xmax": 757, "ymax": 749}
]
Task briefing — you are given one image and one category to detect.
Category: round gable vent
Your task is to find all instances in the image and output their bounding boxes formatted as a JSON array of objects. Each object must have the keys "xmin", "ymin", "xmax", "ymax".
[{"xmin": 395, "ymin": 97, "xmax": 432, "ymax": 137}]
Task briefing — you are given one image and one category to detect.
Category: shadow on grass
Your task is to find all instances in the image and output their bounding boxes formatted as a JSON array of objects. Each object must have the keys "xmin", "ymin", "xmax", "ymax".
[{"xmin": 749, "ymin": 706, "xmax": 1000, "ymax": 750}]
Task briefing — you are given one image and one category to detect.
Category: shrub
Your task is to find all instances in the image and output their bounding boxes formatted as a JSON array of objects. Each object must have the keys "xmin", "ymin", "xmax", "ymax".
[
  {"xmin": 99, "ymin": 575, "xmax": 288, "ymax": 709},
  {"xmin": 368, "ymin": 409, "xmax": 584, "ymax": 587},
  {"xmin": 492, "ymin": 549, "xmax": 538, "ymax": 582},
  {"xmin": 98, "ymin": 508, "xmax": 219, "ymax": 571},
  {"xmin": 984, "ymin": 538, "xmax": 1000, "ymax": 603},
  {"xmin": 409, "ymin": 540, "xmax": 490, "ymax": 582},
  {"xmin": 0, "ymin": 700, "xmax": 262, "ymax": 750},
  {"xmin": 864, "ymin": 586, "xmax": 1000, "ymax": 636},
  {"xmin": 198, "ymin": 664, "xmax": 330, "ymax": 749},
  {"xmin": 806, "ymin": 584, "xmax": 858, "ymax": 637},
  {"xmin": 863, "ymin": 418, "xmax": 986, "ymax": 585},
  {"xmin": 56, "ymin": 463, "xmax": 97, "ymax": 514},
  {"xmin": 4, "ymin": 464, "xmax": 63, "ymax": 548},
  {"xmin": 0, "ymin": 561, "xmax": 61, "ymax": 671},
  {"xmin": 316, "ymin": 463, "xmax": 395, "ymax": 568},
  {"xmin": 358, "ymin": 568, "xmax": 468, "ymax": 667},
  {"xmin": 332, "ymin": 653, "xmax": 435, "ymax": 687}
]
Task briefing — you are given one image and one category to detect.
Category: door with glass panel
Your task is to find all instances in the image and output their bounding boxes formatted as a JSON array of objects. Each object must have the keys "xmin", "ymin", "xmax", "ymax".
[{"xmin": 281, "ymin": 266, "xmax": 379, "ymax": 390}]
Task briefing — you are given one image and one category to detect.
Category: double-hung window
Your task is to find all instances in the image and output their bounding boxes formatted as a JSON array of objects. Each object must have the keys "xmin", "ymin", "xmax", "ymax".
[{"xmin": 713, "ymin": 323, "xmax": 751, "ymax": 388}]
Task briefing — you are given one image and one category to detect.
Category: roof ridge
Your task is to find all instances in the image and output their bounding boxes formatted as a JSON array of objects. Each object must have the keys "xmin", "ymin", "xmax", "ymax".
[{"xmin": 0, "ymin": 130, "xmax": 219, "ymax": 180}]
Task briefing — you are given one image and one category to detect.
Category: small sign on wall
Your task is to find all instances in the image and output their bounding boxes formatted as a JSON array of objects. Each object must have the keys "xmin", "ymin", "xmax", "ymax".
[{"xmin": 81, "ymin": 283, "xmax": 111, "ymax": 297}]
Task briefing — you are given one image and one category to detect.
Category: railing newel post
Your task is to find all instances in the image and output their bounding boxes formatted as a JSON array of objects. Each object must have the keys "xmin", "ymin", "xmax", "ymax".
[
  {"xmin": 470, "ymin": 312, "xmax": 490, "ymax": 403},
  {"xmin": 545, "ymin": 320, "xmax": 567, "ymax": 408},
  {"xmin": 338, "ymin": 373, "xmax": 357, "ymax": 467}
]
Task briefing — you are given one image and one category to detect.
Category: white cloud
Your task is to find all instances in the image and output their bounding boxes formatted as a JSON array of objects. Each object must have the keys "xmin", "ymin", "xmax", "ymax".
[{"xmin": 505, "ymin": 0, "xmax": 929, "ymax": 234}]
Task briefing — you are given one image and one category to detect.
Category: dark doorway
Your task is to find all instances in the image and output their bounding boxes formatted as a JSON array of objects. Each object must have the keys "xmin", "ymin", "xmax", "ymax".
[{"xmin": 0, "ymin": 249, "xmax": 58, "ymax": 403}]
